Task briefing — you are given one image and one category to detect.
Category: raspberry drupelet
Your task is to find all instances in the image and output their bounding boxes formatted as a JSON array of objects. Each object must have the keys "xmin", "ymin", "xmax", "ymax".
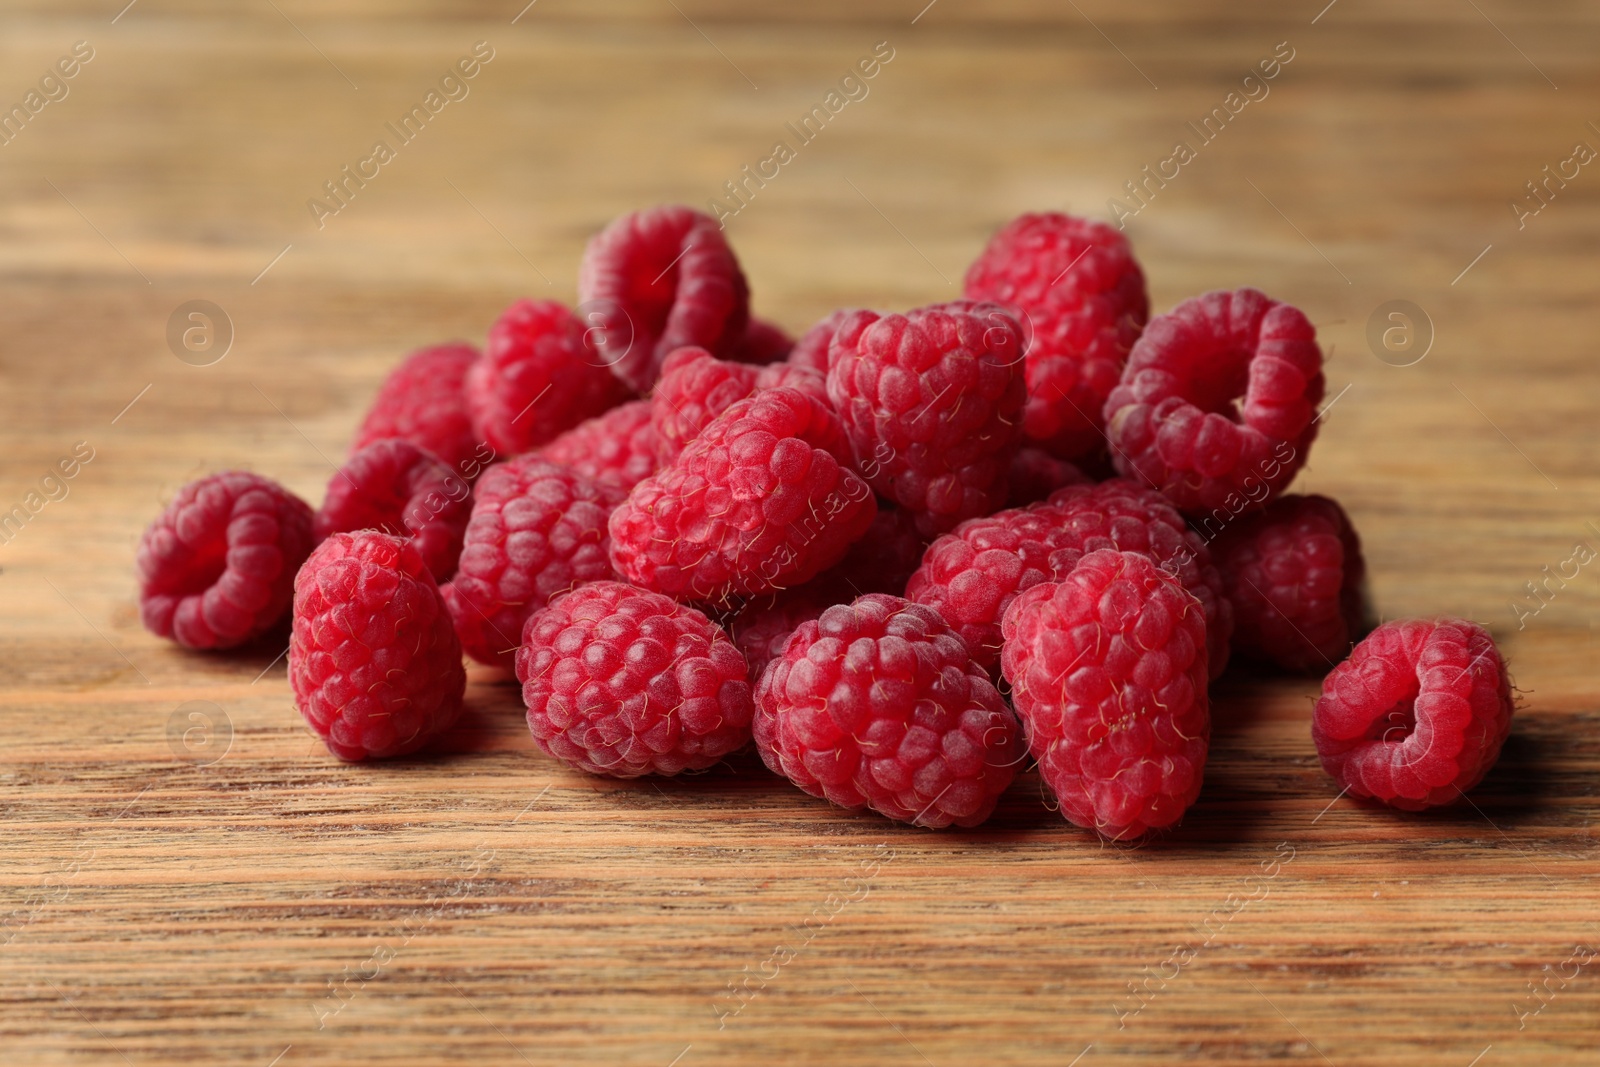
[
  {"xmin": 314, "ymin": 438, "xmax": 472, "ymax": 583},
  {"xmin": 536, "ymin": 399, "xmax": 661, "ymax": 492}
]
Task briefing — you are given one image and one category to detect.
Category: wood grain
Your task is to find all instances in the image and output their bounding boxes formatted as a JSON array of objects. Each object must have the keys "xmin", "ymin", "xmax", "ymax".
[{"xmin": 1, "ymin": 2, "xmax": 1597, "ymax": 1064}]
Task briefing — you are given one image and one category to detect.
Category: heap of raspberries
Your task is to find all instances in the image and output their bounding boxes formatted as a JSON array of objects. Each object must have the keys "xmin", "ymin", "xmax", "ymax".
[{"xmin": 135, "ymin": 205, "xmax": 1517, "ymax": 839}]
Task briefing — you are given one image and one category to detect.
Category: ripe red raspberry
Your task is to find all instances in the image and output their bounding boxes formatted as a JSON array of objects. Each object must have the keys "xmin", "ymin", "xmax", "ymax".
[
  {"xmin": 577, "ymin": 205, "xmax": 750, "ymax": 391},
  {"xmin": 651, "ymin": 347, "xmax": 827, "ymax": 463},
  {"xmin": 754, "ymin": 594, "xmax": 1023, "ymax": 828},
  {"xmin": 1103, "ymin": 287, "xmax": 1324, "ymax": 515},
  {"xmin": 290, "ymin": 532, "xmax": 465, "ymax": 761},
  {"xmin": 827, "ymin": 302, "xmax": 1027, "ymax": 537},
  {"xmin": 1211, "ymin": 494, "xmax": 1366, "ymax": 673},
  {"xmin": 443, "ymin": 456, "xmax": 625, "ymax": 670},
  {"xmin": 313, "ymin": 439, "xmax": 471, "ymax": 583},
  {"xmin": 964, "ymin": 213, "xmax": 1149, "ymax": 461},
  {"xmin": 905, "ymin": 479, "xmax": 1230, "ymax": 676},
  {"xmin": 466, "ymin": 299, "xmax": 633, "ymax": 457},
  {"xmin": 1001, "ymin": 550, "xmax": 1210, "ymax": 840},
  {"xmin": 731, "ymin": 582, "xmax": 842, "ymax": 682},
  {"xmin": 787, "ymin": 308, "xmax": 860, "ymax": 373},
  {"xmin": 137, "ymin": 471, "xmax": 315, "ymax": 650},
  {"xmin": 353, "ymin": 342, "xmax": 482, "ymax": 475},
  {"xmin": 609, "ymin": 386, "xmax": 877, "ymax": 606},
  {"xmin": 729, "ymin": 317, "xmax": 793, "ymax": 365},
  {"xmin": 517, "ymin": 580, "xmax": 753, "ymax": 777},
  {"xmin": 536, "ymin": 399, "xmax": 660, "ymax": 491},
  {"xmin": 1312, "ymin": 618, "xmax": 1514, "ymax": 810},
  {"xmin": 1008, "ymin": 446, "xmax": 1092, "ymax": 508}
]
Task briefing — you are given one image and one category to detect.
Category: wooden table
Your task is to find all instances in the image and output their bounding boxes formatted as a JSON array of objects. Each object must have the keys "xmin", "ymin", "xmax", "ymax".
[{"xmin": 3, "ymin": 2, "xmax": 1596, "ymax": 1064}]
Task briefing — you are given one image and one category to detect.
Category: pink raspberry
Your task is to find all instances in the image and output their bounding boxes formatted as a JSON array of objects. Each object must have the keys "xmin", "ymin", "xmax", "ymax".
[
  {"xmin": 609, "ymin": 386, "xmax": 877, "ymax": 606},
  {"xmin": 137, "ymin": 471, "xmax": 315, "ymax": 650},
  {"xmin": 827, "ymin": 302, "xmax": 1027, "ymax": 536},
  {"xmin": 905, "ymin": 479, "xmax": 1230, "ymax": 676},
  {"xmin": 466, "ymin": 299, "xmax": 633, "ymax": 457},
  {"xmin": 1001, "ymin": 550, "xmax": 1210, "ymax": 840},
  {"xmin": 787, "ymin": 308, "xmax": 860, "ymax": 373},
  {"xmin": 1312, "ymin": 619, "xmax": 1514, "ymax": 810},
  {"xmin": 1008, "ymin": 446, "xmax": 1092, "ymax": 508},
  {"xmin": 754, "ymin": 594, "xmax": 1024, "ymax": 828},
  {"xmin": 313, "ymin": 439, "xmax": 471, "ymax": 583},
  {"xmin": 1103, "ymin": 287, "xmax": 1324, "ymax": 514},
  {"xmin": 1211, "ymin": 494, "xmax": 1367, "ymax": 673},
  {"xmin": 443, "ymin": 456, "xmax": 625, "ymax": 670},
  {"xmin": 353, "ymin": 342, "xmax": 483, "ymax": 476},
  {"xmin": 650, "ymin": 346, "xmax": 827, "ymax": 463},
  {"xmin": 517, "ymin": 580, "xmax": 753, "ymax": 777},
  {"xmin": 290, "ymin": 532, "xmax": 465, "ymax": 761},
  {"xmin": 536, "ymin": 399, "xmax": 660, "ymax": 492},
  {"xmin": 964, "ymin": 213, "xmax": 1149, "ymax": 460},
  {"xmin": 577, "ymin": 205, "xmax": 750, "ymax": 391},
  {"xmin": 729, "ymin": 317, "xmax": 794, "ymax": 365}
]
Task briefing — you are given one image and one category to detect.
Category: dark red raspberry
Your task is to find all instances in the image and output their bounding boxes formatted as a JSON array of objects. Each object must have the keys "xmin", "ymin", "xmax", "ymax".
[
  {"xmin": 517, "ymin": 580, "xmax": 753, "ymax": 777},
  {"xmin": 1002, "ymin": 550, "xmax": 1210, "ymax": 840},
  {"xmin": 137, "ymin": 471, "xmax": 315, "ymax": 650},
  {"xmin": 443, "ymin": 456, "xmax": 625, "ymax": 670},
  {"xmin": 1211, "ymin": 494, "xmax": 1366, "ymax": 673},
  {"xmin": 787, "ymin": 308, "xmax": 860, "ymax": 373},
  {"xmin": 466, "ymin": 299, "xmax": 632, "ymax": 457},
  {"xmin": 577, "ymin": 205, "xmax": 750, "ymax": 391},
  {"xmin": 353, "ymin": 342, "xmax": 481, "ymax": 476},
  {"xmin": 609, "ymin": 386, "xmax": 877, "ymax": 606},
  {"xmin": 827, "ymin": 302, "xmax": 1027, "ymax": 537},
  {"xmin": 964, "ymin": 213, "xmax": 1148, "ymax": 461},
  {"xmin": 536, "ymin": 399, "xmax": 660, "ymax": 491},
  {"xmin": 650, "ymin": 347, "xmax": 827, "ymax": 463},
  {"xmin": 754, "ymin": 594, "xmax": 1023, "ymax": 828},
  {"xmin": 821, "ymin": 504, "xmax": 927, "ymax": 597},
  {"xmin": 729, "ymin": 317, "xmax": 794, "ymax": 365},
  {"xmin": 1312, "ymin": 618, "xmax": 1514, "ymax": 810},
  {"xmin": 905, "ymin": 479, "xmax": 1230, "ymax": 676},
  {"xmin": 1103, "ymin": 287, "xmax": 1324, "ymax": 515},
  {"xmin": 313, "ymin": 439, "xmax": 471, "ymax": 583},
  {"xmin": 290, "ymin": 532, "xmax": 465, "ymax": 761},
  {"xmin": 1008, "ymin": 446, "xmax": 1092, "ymax": 508}
]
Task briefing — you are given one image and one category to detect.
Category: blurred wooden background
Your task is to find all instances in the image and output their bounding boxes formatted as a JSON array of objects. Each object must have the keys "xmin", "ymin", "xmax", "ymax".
[{"xmin": 1, "ymin": 2, "xmax": 1596, "ymax": 1064}]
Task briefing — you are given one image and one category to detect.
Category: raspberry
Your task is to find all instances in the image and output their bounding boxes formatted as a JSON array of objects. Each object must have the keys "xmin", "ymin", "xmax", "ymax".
[
  {"xmin": 905, "ymin": 479, "xmax": 1230, "ymax": 676},
  {"xmin": 827, "ymin": 302, "xmax": 1027, "ymax": 537},
  {"xmin": 1001, "ymin": 550, "xmax": 1210, "ymax": 840},
  {"xmin": 1103, "ymin": 287, "xmax": 1324, "ymax": 515},
  {"xmin": 313, "ymin": 439, "xmax": 471, "ymax": 583},
  {"xmin": 754, "ymin": 594, "xmax": 1023, "ymax": 828},
  {"xmin": 1008, "ymin": 446, "xmax": 1092, "ymax": 508},
  {"xmin": 517, "ymin": 580, "xmax": 753, "ymax": 777},
  {"xmin": 964, "ymin": 213, "xmax": 1149, "ymax": 460},
  {"xmin": 353, "ymin": 342, "xmax": 483, "ymax": 476},
  {"xmin": 577, "ymin": 205, "xmax": 750, "ymax": 391},
  {"xmin": 731, "ymin": 582, "xmax": 840, "ymax": 681},
  {"xmin": 443, "ymin": 456, "xmax": 626, "ymax": 670},
  {"xmin": 787, "ymin": 308, "xmax": 860, "ymax": 373},
  {"xmin": 289, "ymin": 532, "xmax": 465, "ymax": 761},
  {"xmin": 536, "ymin": 399, "xmax": 660, "ymax": 491},
  {"xmin": 466, "ymin": 299, "xmax": 632, "ymax": 457},
  {"xmin": 730, "ymin": 317, "xmax": 794, "ymax": 365},
  {"xmin": 609, "ymin": 386, "xmax": 877, "ymax": 606},
  {"xmin": 1211, "ymin": 494, "xmax": 1366, "ymax": 673},
  {"xmin": 822, "ymin": 504, "xmax": 927, "ymax": 597},
  {"xmin": 651, "ymin": 347, "xmax": 828, "ymax": 463},
  {"xmin": 137, "ymin": 471, "xmax": 315, "ymax": 650},
  {"xmin": 1312, "ymin": 618, "xmax": 1514, "ymax": 810}
]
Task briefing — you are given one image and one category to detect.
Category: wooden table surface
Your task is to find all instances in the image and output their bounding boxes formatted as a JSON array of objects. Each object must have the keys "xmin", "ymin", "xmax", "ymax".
[{"xmin": 2, "ymin": 2, "xmax": 1597, "ymax": 1064}]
